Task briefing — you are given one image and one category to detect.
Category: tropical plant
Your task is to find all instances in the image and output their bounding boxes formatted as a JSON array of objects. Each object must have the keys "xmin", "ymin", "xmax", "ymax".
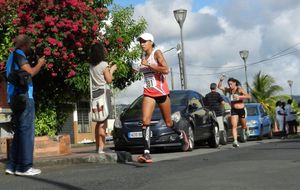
[{"xmin": 250, "ymin": 71, "xmax": 283, "ymax": 117}]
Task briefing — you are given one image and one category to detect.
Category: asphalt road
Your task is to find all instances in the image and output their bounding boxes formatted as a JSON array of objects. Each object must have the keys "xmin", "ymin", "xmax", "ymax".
[{"xmin": 1, "ymin": 138, "xmax": 300, "ymax": 190}]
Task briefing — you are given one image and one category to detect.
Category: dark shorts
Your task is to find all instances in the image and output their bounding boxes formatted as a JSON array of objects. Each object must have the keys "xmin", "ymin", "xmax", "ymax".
[
  {"xmin": 144, "ymin": 94, "xmax": 170, "ymax": 104},
  {"xmin": 231, "ymin": 108, "xmax": 246, "ymax": 118}
]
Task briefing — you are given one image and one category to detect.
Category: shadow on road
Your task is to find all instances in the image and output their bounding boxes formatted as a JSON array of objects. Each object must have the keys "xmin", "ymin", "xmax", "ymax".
[{"xmin": 22, "ymin": 176, "xmax": 85, "ymax": 190}]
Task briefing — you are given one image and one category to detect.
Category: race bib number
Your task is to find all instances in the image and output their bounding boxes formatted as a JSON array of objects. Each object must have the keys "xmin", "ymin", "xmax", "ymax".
[{"xmin": 144, "ymin": 75, "xmax": 156, "ymax": 88}]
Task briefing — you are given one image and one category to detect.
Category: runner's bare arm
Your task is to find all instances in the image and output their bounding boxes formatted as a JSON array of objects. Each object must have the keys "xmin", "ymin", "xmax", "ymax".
[
  {"xmin": 141, "ymin": 50, "xmax": 169, "ymax": 74},
  {"xmin": 217, "ymin": 77, "xmax": 225, "ymax": 93},
  {"xmin": 238, "ymin": 87, "xmax": 251, "ymax": 100}
]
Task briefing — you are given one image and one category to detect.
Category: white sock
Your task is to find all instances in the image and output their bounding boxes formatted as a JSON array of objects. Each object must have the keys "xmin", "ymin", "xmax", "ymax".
[
  {"xmin": 98, "ymin": 148, "xmax": 105, "ymax": 153},
  {"xmin": 144, "ymin": 149, "xmax": 150, "ymax": 154},
  {"xmin": 179, "ymin": 132, "xmax": 183, "ymax": 139}
]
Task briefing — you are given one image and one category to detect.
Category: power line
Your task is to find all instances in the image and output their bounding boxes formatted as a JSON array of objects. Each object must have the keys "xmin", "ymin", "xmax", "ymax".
[
  {"xmin": 186, "ymin": 62, "xmax": 244, "ymax": 69},
  {"xmin": 176, "ymin": 41, "xmax": 300, "ymax": 77}
]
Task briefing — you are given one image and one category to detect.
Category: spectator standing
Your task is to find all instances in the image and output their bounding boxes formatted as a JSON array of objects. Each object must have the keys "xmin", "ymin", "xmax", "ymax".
[
  {"xmin": 5, "ymin": 35, "xmax": 46, "ymax": 176},
  {"xmin": 204, "ymin": 83, "xmax": 225, "ymax": 137},
  {"xmin": 89, "ymin": 43, "xmax": 117, "ymax": 154},
  {"xmin": 285, "ymin": 99, "xmax": 298, "ymax": 134}
]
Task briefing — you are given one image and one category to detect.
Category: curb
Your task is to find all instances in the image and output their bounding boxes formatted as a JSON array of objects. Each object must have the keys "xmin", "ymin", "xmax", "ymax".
[
  {"xmin": 35, "ymin": 153, "xmax": 118, "ymax": 168},
  {"xmin": 0, "ymin": 151, "xmax": 132, "ymax": 170}
]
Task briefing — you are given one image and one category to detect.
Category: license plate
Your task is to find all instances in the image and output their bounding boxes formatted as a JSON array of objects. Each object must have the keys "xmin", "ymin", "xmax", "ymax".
[{"xmin": 128, "ymin": 131, "xmax": 153, "ymax": 139}]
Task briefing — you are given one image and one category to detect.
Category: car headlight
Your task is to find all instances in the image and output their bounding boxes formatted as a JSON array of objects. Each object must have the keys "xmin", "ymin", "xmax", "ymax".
[
  {"xmin": 171, "ymin": 111, "xmax": 181, "ymax": 123},
  {"xmin": 247, "ymin": 120, "xmax": 257, "ymax": 125},
  {"xmin": 114, "ymin": 118, "xmax": 122, "ymax": 129}
]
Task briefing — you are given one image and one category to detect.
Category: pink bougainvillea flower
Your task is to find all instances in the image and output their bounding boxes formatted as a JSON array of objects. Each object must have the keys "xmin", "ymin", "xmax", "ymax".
[
  {"xmin": 44, "ymin": 15, "xmax": 54, "ymax": 23},
  {"xmin": 53, "ymin": 51, "xmax": 60, "ymax": 57},
  {"xmin": 116, "ymin": 37, "xmax": 124, "ymax": 44},
  {"xmin": 51, "ymin": 72, "xmax": 58, "ymax": 77},
  {"xmin": 104, "ymin": 39, "xmax": 110, "ymax": 46},
  {"xmin": 57, "ymin": 41, "xmax": 63, "ymax": 48},
  {"xmin": 48, "ymin": 37, "xmax": 57, "ymax": 45},
  {"xmin": 68, "ymin": 52, "xmax": 75, "ymax": 59},
  {"xmin": 92, "ymin": 24, "xmax": 98, "ymax": 32},
  {"xmin": 43, "ymin": 47, "xmax": 52, "ymax": 56},
  {"xmin": 67, "ymin": 70, "xmax": 76, "ymax": 78},
  {"xmin": 12, "ymin": 18, "xmax": 21, "ymax": 25},
  {"xmin": 63, "ymin": 54, "xmax": 69, "ymax": 61},
  {"xmin": 37, "ymin": 38, "xmax": 43, "ymax": 43},
  {"xmin": 51, "ymin": 27, "xmax": 59, "ymax": 33},
  {"xmin": 72, "ymin": 24, "xmax": 79, "ymax": 32},
  {"xmin": 19, "ymin": 27, "xmax": 26, "ymax": 34},
  {"xmin": 75, "ymin": 42, "xmax": 82, "ymax": 47},
  {"xmin": 67, "ymin": 0, "xmax": 78, "ymax": 7},
  {"xmin": 47, "ymin": 63, "xmax": 54, "ymax": 69},
  {"xmin": 0, "ymin": 62, "xmax": 5, "ymax": 71}
]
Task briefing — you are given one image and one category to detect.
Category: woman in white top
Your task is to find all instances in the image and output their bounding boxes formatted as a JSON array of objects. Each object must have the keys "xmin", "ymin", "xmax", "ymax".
[
  {"xmin": 275, "ymin": 101, "xmax": 286, "ymax": 137},
  {"xmin": 89, "ymin": 43, "xmax": 117, "ymax": 153}
]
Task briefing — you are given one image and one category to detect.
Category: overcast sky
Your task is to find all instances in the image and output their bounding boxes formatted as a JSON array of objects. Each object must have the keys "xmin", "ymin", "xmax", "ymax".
[{"xmin": 113, "ymin": 0, "xmax": 300, "ymax": 104}]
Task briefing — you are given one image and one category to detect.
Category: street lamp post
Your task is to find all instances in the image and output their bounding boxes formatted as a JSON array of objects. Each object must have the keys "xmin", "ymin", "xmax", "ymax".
[
  {"xmin": 176, "ymin": 43, "xmax": 184, "ymax": 89},
  {"xmin": 174, "ymin": 9, "xmax": 187, "ymax": 89},
  {"xmin": 239, "ymin": 50, "xmax": 250, "ymax": 94},
  {"xmin": 288, "ymin": 80, "xmax": 293, "ymax": 98}
]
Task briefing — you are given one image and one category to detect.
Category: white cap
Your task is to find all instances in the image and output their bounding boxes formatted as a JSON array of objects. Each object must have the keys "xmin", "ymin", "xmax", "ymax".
[{"xmin": 137, "ymin": 33, "xmax": 154, "ymax": 42}]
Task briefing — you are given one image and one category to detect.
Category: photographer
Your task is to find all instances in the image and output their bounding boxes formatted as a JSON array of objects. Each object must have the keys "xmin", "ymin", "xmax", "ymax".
[{"xmin": 5, "ymin": 35, "xmax": 45, "ymax": 176}]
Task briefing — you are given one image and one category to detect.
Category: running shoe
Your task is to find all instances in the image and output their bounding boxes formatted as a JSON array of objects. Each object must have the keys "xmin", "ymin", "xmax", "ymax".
[
  {"xmin": 179, "ymin": 130, "xmax": 190, "ymax": 151},
  {"xmin": 245, "ymin": 128, "xmax": 250, "ymax": 137},
  {"xmin": 15, "ymin": 168, "xmax": 41, "ymax": 176},
  {"xmin": 137, "ymin": 153, "xmax": 153, "ymax": 163},
  {"xmin": 5, "ymin": 169, "xmax": 15, "ymax": 175},
  {"xmin": 232, "ymin": 141, "xmax": 240, "ymax": 148}
]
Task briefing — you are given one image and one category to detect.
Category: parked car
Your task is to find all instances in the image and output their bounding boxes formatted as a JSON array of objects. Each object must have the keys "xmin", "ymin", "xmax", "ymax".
[
  {"xmin": 245, "ymin": 103, "xmax": 273, "ymax": 139},
  {"xmin": 217, "ymin": 95, "xmax": 248, "ymax": 145},
  {"xmin": 113, "ymin": 90, "xmax": 220, "ymax": 151}
]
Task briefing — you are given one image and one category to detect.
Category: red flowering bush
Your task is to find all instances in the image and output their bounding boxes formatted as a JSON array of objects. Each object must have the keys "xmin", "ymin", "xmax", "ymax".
[
  {"xmin": 13, "ymin": 0, "xmax": 109, "ymax": 81},
  {"xmin": 0, "ymin": 0, "xmax": 19, "ymax": 62},
  {"xmin": 0, "ymin": 1, "xmax": 146, "ymax": 136}
]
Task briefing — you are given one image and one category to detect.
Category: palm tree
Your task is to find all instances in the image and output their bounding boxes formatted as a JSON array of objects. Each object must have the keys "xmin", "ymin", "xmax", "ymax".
[{"xmin": 250, "ymin": 71, "xmax": 283, "ymax": 116}]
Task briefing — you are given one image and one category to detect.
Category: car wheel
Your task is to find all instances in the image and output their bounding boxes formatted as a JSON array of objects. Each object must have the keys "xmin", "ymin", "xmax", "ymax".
[
  {"xmin": 238, "ymin": 128, "xmax": 248, "ymax": 143},
  {"xmin": 219, "ymin": 129, "xmax": 228, "ymax": 145},
  {"xmin": 208, "ymin": 122, "xmax": 220, "ymax": 148},
  {"xmin": 267, "ymin": 125, "xmax": 273, "ymax": 139},
  {"xmin": 187, "ymin": 124, "xmax": 195, "ymax": 151}
]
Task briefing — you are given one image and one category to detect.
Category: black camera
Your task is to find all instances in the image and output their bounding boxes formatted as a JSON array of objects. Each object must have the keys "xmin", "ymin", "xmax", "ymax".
[{"xmin": 28, "ymin": 46, "xmax": 44, "ymax": 66}]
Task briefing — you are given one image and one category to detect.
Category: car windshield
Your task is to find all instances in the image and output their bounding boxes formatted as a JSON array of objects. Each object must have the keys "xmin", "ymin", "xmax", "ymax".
[
  {"xmin": 246, "ymin": 106, "xmax": 258, "ymax": 116},
  {"xmin": 128, "ymin": 91, "xmax": 188, "ymax": 110}
]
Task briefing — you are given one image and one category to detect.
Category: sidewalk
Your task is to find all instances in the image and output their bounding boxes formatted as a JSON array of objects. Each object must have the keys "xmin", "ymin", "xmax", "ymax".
[{"xmin": 0, "ymin": 143, "xmax": 128, "ymax": 170}]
